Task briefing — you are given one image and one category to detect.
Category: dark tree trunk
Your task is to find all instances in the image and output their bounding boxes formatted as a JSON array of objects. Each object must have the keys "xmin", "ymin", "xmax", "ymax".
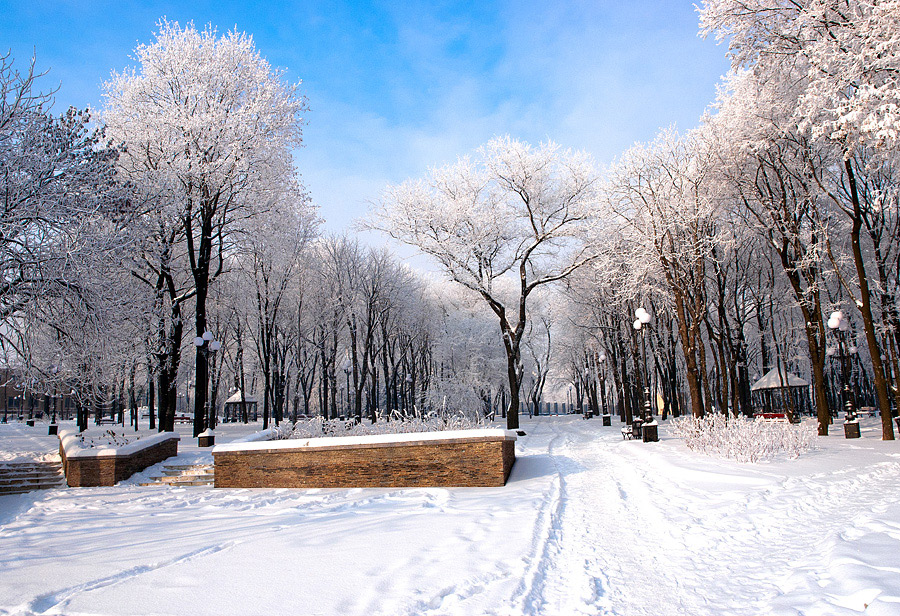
[{"xmin": 845, "ymin": 160, "xmax": 894, "ymax": 440}]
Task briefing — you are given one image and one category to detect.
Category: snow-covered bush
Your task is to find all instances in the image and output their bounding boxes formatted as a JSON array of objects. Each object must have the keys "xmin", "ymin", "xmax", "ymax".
[
  {"xmin": 670, "ymin": 414, "xmax": 818, "ymax": 463},
  {"xmin": 272, "ymin": 413, "xmax": 488, "ymax": 440}
]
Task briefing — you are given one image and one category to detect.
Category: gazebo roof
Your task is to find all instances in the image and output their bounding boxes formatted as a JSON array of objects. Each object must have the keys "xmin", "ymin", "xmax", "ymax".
[
  {"xmin": 224, "ymin": 390, "xmax": 258, "ymax": 404},
  {"xmin": 750, "ymin": 368, "xmax": 809, "ymax": 391}
]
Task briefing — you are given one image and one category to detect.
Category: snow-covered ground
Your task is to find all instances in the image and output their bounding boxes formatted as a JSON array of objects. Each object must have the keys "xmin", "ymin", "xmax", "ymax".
[{"xmin": 1, "ymin": 415, "xmax": 899, "ymax": 615}]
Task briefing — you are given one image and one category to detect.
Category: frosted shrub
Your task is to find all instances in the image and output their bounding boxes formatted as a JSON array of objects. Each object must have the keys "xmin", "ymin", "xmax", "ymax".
[
  {"xmin": 272, "ymin": 412, "xmax": 488, "ymax": 441},
  {"xmin": 670, "ymin": 414, "xmax": 818, "ymax": 463}
]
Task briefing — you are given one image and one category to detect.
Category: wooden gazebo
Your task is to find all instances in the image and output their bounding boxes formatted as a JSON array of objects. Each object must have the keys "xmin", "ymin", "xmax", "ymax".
[
  {"xmin": 750, "ymin": 368, "xmax": 810, "ymax": 419},
  {"xmin": 223, "ymin": 390, "xmax": 258, "ymax": 422}
]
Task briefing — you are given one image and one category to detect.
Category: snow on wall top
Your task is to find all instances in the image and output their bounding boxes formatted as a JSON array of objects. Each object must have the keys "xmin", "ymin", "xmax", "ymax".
[
  {"xmin": 212, "ymin": 428, "xmax": 516, "ymax": 454},
  {"xmin": 58, "ymin": 429, "xmax": 180, "ymax": 459}
]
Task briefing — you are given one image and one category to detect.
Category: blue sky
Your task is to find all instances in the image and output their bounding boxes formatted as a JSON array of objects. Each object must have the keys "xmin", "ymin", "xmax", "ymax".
[{"xmin": 0, "ymin": 1, "xmax": 730, "ymax": 239}]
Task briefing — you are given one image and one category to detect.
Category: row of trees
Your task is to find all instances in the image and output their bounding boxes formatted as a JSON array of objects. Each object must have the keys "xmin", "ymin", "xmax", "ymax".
[
  {"xmin": 572, "ymin": 0, "xmax": 900, "ymax": 440},
  {"xmin": 0, "ymin": 24, "xmax": 520, "ymax": 437},
  {"xmin": 375, "ymin": 1, "xmax": 900, "ymax": 439},
  {"xmin": 3, "ymin": 3, "xmax": 899, "ymax": 440}
]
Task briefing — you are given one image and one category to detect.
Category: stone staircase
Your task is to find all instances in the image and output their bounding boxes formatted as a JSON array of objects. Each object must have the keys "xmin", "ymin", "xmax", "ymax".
[
  {"xmin": 140, "ymin": 463, "xmax": 215, "ymax": 487},
  {"xmin": 0, "ymin": 461, "xmax": 67, "ymax": 495}
]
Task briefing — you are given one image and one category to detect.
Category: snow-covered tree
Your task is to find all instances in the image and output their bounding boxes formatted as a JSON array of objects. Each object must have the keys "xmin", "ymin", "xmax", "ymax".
[
  {"xmin": 700, "ymin": 0, "xmax": 899, "ymax": 438},
  {"xmin": 604, "ymin": 127, "xmax": 725, "ymax": 418},
  {"xmin": 103, "ymin": 20, "xmax": 308, "ymax": 435},
  {"xmin": 707, "ymin": 67, "xmax": 836, "ymax": 434},
  {"xmin": 1, "ymin": 53, "xmax": 120, "ymax": 351},
  {"xmin": 700, "ymin": 0, "xmax": 900, "ymax": 151},
  {"xmin": 1, "ymin": 52, "xmax": 129, "ymax": 416},
  {"xmin": 238, "ymin": 180, "xmax": 316, "ymax": 429},
  {"xmin": 371, "ymin": 136, "xmax": 600, "ymax": 429}
]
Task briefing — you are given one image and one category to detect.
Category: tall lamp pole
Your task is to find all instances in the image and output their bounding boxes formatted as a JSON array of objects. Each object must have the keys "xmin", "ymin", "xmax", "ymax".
[
  {"xmin": 827, "ymin": 310, "xmax": 859, "ymax": 438},
  {"xmin": 633, "ymin": 307, "xmax": 653, "ymax": 421},
  {"xmin": 405, "ymin": 373, "xmax": 413, "ymax": 416},
  {"xmin": 598, "ymin": 352, "xmax": 610, "ymax": 425},
  {"xmin": 193, "ymin": 332, "xmax": 221, "ymax": 436},
  {"xmin": 340, "ymin": 357, "xmax": 352, "ymax": 420},
  {"xmin": 633, "ymin": 307, "xmax": 659, "ymax": 442}
]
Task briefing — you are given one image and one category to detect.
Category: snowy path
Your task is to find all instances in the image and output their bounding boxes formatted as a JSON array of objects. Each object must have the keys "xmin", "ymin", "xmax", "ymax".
[
  {"xmin": 1, "ymin": 416, "xmax": 899, "ymax": 615},
  {"xmin": 510, "ymin": 418, "xmax": 900, "ymax": 616}
]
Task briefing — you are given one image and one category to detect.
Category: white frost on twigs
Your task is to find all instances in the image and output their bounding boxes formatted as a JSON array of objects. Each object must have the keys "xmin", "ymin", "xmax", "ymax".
[{"xmin": 670, "ymin": 414, "xmax": 818, "ymax": 463}]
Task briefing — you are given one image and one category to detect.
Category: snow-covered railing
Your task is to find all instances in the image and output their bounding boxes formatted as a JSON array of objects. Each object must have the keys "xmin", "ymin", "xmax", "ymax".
[
  {"xmin": 58, "ymin": 429, "xmax": 180, "ymax": 486},
  {"xmin": 212, "ymin": 428, "xmax": 516, "ymax": 488}
]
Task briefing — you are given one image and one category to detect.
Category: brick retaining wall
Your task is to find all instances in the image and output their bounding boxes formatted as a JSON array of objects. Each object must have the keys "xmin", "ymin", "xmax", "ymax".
[
  {"xmin": 59, "ymin": 431, "xmax": 180, "ymax": 487},
  {"xmin": 213, "ymin": 430, "xmax": 516, "ymax": 488}
]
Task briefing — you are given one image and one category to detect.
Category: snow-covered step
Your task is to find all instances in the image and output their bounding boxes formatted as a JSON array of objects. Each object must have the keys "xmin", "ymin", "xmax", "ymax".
[
  {"xmin": 149, "ymin": 473, "xmax": 215, "ymax": 483},
  {"xmin": 0, "ymin": 462, "xmax": 66, "ymax": 494},
  {"xmin": 160, "ymin": 468, "xmax": 213, "ymax": 477},
  {"xmin": 0, "ymin": 463, "xmax": 63, "ymax": 474},
  {"xmin": 0, "ymin": 474, "xmax": 67, "ymax": 485},
  {"xmin": 140, "ymin": 463, "xmax": 214, "ymax": 487},
  {"xmin": 140, "ymin": 479, "xmax": 214, "ymax": 487},
  {"xmin": 162, "ymin": 464, "xmax": 212, "ymax": 471},
  {"xmin": 0, "ymin": 481, "xmax": 66, "ymax": 493}
]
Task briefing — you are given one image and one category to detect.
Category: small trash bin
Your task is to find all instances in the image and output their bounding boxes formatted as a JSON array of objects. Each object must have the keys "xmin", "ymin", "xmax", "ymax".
[
  {"xmin": 48, "ymin": 423, "xmax": 58, "ymax": 436},
  {"xmin": 25, "ymin": 419, "xmax": 35, "ymax": 427},
  {"xmin": 642, "ymin": 422, "xmax": 659, "ymax": 442},
  {"xmin": 602, "ymin": 414, "xmax": 611, "ymax": 426},
  {"xmin": 198, "ymin": 429, "xmax": 215, "ymax": 447},
  {"xmin": 844, "ymin": 421, "xmax": 861, "ymax": 439}
]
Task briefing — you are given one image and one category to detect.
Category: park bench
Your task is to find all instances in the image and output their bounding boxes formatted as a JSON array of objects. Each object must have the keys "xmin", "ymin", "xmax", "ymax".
[{"xmin": 622, "ymin": 420, "xmax": 643, "ymax": 440}]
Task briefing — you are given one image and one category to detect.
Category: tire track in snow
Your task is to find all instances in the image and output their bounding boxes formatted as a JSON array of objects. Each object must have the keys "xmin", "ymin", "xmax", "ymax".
[
  {"xmin": 536, "ymin": 425, "xmax": 655, "ymax": 615},
  {"xmin": 401, "ymin": 422, "xmax": 571, "ymax": 616}
]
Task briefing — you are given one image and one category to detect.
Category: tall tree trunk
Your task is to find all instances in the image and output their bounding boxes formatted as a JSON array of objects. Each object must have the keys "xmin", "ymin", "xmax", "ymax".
[{"xmin": 845, "ymin": 160, "xmax": 894, "ymax": 440}]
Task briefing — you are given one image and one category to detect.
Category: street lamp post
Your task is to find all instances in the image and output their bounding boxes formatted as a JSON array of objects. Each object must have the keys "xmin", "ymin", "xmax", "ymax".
[
  {"xmin": 581, "ymin": 367, "xmax": 589, "ymax": 417},
  {"xmin": 847, "ymin": 344, "xmax": 860, "ymax": 407},
  {"xmin": 340, "ymin": 357, "xmax": 352, "ymax": 420},
  {"xmin": 2, "ymin": 370, "xmax": 7, "ymax": 424},
  {"xmin": 405, "ymin": 372, "xmax": 413, "ymax": 416},
  {"xmin": 48, "ymin": 391, "xmax": 59, "ymax": 435},
  {"xmin": 598, "ymin": 352, "xmax": 611, "ymax": 426},
  {"xmin": 582, "ymin": 366, "xmax": 592, "ymax": 418},
  {"xmin": 633, "ymin": 307, "xmax": 658, "ymax": 442},
  {"xmin": 193, "ymin": 331, "xmax": 221, "ymax": 439},
  {"xmin": 827, "ymin": 311, "xmax": 859, "ymax": 438},
  {"xmin": 633, "ymin": 308, "xmax": 653, "ymax": 420}
]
